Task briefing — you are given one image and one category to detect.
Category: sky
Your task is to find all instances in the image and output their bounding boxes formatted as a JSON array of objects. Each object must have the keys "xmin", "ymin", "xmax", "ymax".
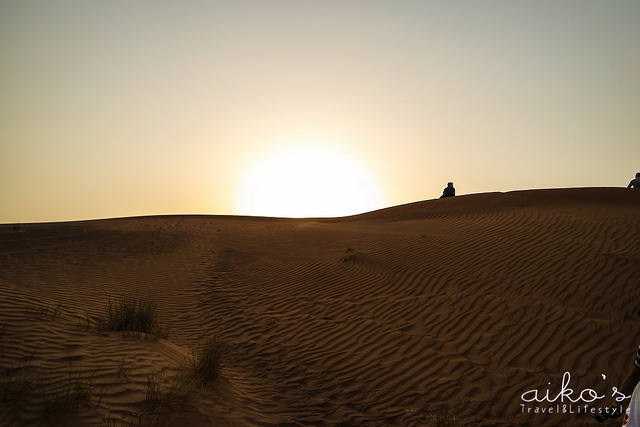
[{"xmin": 1, "ymin": 1, "xmax": 639, "ymax": 222}]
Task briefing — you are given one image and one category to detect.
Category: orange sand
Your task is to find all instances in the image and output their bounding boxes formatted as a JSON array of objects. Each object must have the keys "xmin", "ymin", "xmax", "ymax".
[{"xmin": 1, "ymin": 188, "xmax": 639, "ymax": 426}]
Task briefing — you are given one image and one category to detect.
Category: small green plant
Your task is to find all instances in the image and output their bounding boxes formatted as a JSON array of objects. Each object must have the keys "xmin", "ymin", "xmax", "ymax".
[
  {"xmin": 189, "ymin": 337, "xmax": 226, "ymax": 386},
  {"xmin": 97, "ymin": 294, "xmax": 169, "ymax": 338}
]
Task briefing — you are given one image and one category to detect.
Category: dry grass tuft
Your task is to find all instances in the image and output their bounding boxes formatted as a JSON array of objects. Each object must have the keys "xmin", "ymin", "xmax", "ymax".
[
  {"xmin": 97, "ymin": 294, "xmax": 170, "ymax": 339},
  {"xmin": 189, "ymin": 337, "xmax": 226, "ymax": 386},
  {"xmin": 427, "ymin": 400, "xmax": 466, "ymax": 427},
  {"xmin": 39, "ymin": 370, "xmax": 97, "ymax": 411}
]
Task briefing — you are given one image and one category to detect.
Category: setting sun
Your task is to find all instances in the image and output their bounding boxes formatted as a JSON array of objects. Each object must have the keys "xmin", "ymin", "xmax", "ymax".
[{"xmin": 235, "ymin": 145, "xmax": 385, "ymax": 218}]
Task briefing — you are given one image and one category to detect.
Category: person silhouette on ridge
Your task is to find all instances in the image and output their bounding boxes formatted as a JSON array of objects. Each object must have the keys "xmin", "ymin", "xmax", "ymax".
[
  {"xmin": 440, "ymin": 182, "xmax": 455, "ymax": 198},
  {"xmin": 594, "ymin": 345, "xmax": 640, "ymax": 424},
  {"xmin": 627, "ymin": 173, "xmax": 640, "ymax": 189}
]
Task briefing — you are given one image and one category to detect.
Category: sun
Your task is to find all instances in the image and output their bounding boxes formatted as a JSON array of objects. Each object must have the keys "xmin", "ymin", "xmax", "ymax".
[{"xmin": 235, "ymin": 145, "xmax": 385, "ymax": 218}]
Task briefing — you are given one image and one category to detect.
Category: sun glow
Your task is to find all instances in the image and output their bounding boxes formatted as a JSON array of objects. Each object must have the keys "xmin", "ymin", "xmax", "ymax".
[{"xmin": 235, "ymin": 145, "xmax": 385, "ymax": 218}]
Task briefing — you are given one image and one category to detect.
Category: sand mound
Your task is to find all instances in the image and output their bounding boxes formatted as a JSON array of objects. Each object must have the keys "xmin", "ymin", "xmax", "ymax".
[{"xmin": 1, "ymin": 188, "xmax": 639, "ymax": 426}]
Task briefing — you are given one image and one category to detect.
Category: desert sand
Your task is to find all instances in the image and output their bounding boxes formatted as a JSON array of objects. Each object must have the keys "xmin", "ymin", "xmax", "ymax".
[{"xmin": 1, "ymin": 187, "xmax": 639, "ymax": 426}]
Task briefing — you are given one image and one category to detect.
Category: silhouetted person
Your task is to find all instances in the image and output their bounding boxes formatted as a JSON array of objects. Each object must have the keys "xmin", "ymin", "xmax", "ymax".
[
  {"xmin": 595, "ymin": 345, "xmax": 640, "ymax": 424},
  {"xmin": 440, "ymin": 182, "xmax": 455, "ymax": 198},
  {"xmin": 628, "ymin": 173, "xmax": 640, "ymax": 189}
]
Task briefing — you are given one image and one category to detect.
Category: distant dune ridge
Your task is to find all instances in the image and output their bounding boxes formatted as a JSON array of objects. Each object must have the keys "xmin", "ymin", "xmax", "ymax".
[{"xmin": 1, "ymin": 187, "xmax": 639, "ymax": 426}]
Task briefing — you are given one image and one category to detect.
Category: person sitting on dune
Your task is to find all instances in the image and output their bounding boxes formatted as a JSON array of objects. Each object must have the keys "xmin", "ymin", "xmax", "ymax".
[
  {"xmin": 440, "ymin": 182, "xmax": 455, "ymax": 198},
  {"xmin": 595, "ymin": 345, "xmax": 640, "ymax": 424},
  {"xmin": 628, "ymin": 173, "xmax": 640, "ymax": 189},
  {"xmin": 619, "ymin": 345, "xmax": 640, "ymax": 426}
]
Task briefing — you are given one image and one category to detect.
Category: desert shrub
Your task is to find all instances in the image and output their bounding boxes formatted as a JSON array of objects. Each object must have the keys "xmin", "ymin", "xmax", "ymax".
[
  {"xmin": 104, "ymin": 412, "xmax": 163, "ymax": 427},
  {"xmin": 0, "ymin": 366, "xmax": 34, "ymax": 401},
  {"xmin": 0, "ymin": 345, "xmax": 37, "ymax": 403},
  {"xmin": 32, "ymin": 303, "xmax": 62, "ymax": 320},
  {"xmin": 427, "ymin": 401, "xmax": 466, "ymax": 427},
  {"xmin": 39, "ymin": 371, "xmax": 96, "ymax": 411},
  {"xmin": 115, "ymin": 358, "xmax": 134, "ymax": 380},
  {"xmin": 98, "ymin": 294, "xmax": 169, "ymax": 338},
  {"xmin": 143, "ymin": 370, "xmax": 192, "ymax": 412},
  {"xmin": 189, "ymin": 337, "xmax": 225, "ymax": 386}
]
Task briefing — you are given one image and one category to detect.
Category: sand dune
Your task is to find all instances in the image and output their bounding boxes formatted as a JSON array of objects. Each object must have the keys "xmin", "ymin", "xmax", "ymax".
[{"xmin": 1, "ymin": 188, "xmax": 639, "ymax": 426}]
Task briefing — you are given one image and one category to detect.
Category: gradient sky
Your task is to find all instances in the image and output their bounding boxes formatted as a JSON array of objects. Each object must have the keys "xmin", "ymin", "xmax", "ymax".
[{"xmin": 1, "ymin": 1, "xmax": 639, "ymax": 222}]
